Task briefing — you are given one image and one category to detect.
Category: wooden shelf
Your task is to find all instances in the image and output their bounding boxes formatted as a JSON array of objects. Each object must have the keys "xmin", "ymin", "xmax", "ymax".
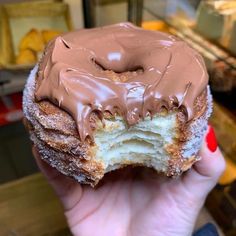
[{"xmin": 0, "ymin": 173, "xmax": 71, "ymax": 236}]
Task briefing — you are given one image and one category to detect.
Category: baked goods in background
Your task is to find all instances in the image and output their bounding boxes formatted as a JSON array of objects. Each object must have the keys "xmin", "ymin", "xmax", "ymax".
[
  {"xmin": 42, "ymin": 30, "xmax": 63, "ymax": 45},
  {"xmin": 23, "ymin": 23, "xmax": 212, "ymax": 186},
  {"xmin": 16, "ymin": 28, "xmax": 62, "ymax": 65},
  {"xmin": 19, "ymin": 29, "xmax": 44, "ymax": 53},
  {"xmin": 141, "ymin": 20, "xmax": 169, "ymax": 32},
  {"xmin": 16, "ymin": 49, "xmax": 37, "ymax": 65}
]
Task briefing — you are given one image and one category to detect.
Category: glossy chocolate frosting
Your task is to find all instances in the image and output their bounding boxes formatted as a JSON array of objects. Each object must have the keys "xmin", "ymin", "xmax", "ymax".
[{"xmin": 35, "ymin": 22, "xmax": 208, "ymax": 141}]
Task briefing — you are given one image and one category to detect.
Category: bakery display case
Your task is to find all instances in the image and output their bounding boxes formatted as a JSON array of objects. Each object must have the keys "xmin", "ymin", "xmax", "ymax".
[
  {"xmin": 82, "ymin": 0, "xmax": 143, "ymax": 27},
  {"xmin": 0, "ymin": 1, "xmax": 72, "ymax": 69},
  {"xmin": 141, "ymin": 1, "xmax": 236, "ymax": 235},
  {"xmin": 0, "ymin": 0, "xmax": 235, "ymax": 236},
  {"xmin": 0, "ymin": 1, "xmax": 74, "ymax": 191}
]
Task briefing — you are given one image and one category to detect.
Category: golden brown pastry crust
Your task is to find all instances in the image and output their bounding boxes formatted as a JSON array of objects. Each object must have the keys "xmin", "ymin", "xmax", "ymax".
[{"xmin": 23, "ymin": 67, "xmax": 212, "ymax": 186}]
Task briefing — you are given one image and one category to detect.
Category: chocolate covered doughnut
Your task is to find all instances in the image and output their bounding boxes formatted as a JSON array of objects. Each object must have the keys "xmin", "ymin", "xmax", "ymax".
[{"xmin": 23, "ymin": 23, "xmax": 212, "ymax": 186}]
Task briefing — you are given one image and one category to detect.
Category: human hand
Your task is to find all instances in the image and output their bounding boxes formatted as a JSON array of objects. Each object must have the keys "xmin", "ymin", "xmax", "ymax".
[{"xmin": 32, "ymin": 125, "xmax": 225, "ymax": 236}]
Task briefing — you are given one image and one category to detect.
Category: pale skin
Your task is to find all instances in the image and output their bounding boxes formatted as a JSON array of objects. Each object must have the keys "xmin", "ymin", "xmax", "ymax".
[{"xmin": 33, "ymin": 126, "xmax": 225, "ymax": 236}]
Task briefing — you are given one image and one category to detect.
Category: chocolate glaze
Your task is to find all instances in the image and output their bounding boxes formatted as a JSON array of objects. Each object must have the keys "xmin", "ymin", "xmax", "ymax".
[{"xmin": 35, "ymin": 22, "xmax": 208, "ymax": 141}]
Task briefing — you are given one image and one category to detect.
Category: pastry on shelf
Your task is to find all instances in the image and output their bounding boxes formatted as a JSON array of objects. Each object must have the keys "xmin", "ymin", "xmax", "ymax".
[
  {"xmin": 141, "ymin": 21, "xmax": 169, "ymax": 32},
  {"xmin": 19, "ymin": 29, "xmax": 44, "ymax": 52},
  {"xmin": 42, "ymin": 29, "xmax": 62, "ymax": 44},
  {"xmin": 15, "ymin": 49, "xmax": 37, "ymax": 65},
  {"xmin": 15, "ymin": 28, "xmax": 64, "ymax": 66}
]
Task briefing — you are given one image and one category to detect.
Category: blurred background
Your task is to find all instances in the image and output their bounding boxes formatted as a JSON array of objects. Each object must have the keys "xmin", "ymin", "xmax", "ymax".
[{"xmin": 0, "ymin": 0, "xmax": 235, "ymax": 235}]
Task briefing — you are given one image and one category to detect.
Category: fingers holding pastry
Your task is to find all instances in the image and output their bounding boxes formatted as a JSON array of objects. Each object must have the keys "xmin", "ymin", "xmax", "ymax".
[
  {"xmin": 182, "ymin": 125, "xmax": 226, "ymax": 200},
  {"xmin": 32, "ymin": 146, "xmax": 83, "ymax": 211}
]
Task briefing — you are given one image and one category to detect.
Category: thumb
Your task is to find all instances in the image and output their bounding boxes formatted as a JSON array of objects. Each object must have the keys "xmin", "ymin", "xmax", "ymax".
[{"xmin": 182, "ymin": 125, "xmax": 226, "ymax": 200}]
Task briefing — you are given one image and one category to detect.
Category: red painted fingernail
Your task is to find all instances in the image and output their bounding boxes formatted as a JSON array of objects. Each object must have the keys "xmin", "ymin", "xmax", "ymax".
[{"xmin": 206, "ymin": 125, "xmax": 218, "ymax": 152}]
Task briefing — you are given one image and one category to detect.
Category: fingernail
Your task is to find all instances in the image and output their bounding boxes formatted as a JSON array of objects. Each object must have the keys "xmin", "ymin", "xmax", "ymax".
[{"xmin": 206, "ymin": 125, "xmax": 218, "ymax": 153}]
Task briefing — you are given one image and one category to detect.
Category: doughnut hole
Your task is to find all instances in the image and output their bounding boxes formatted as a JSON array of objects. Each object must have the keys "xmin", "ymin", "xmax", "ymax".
[{"xmin": 93, "ymin": 58, "xmax": 144, "ymax": 82}]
